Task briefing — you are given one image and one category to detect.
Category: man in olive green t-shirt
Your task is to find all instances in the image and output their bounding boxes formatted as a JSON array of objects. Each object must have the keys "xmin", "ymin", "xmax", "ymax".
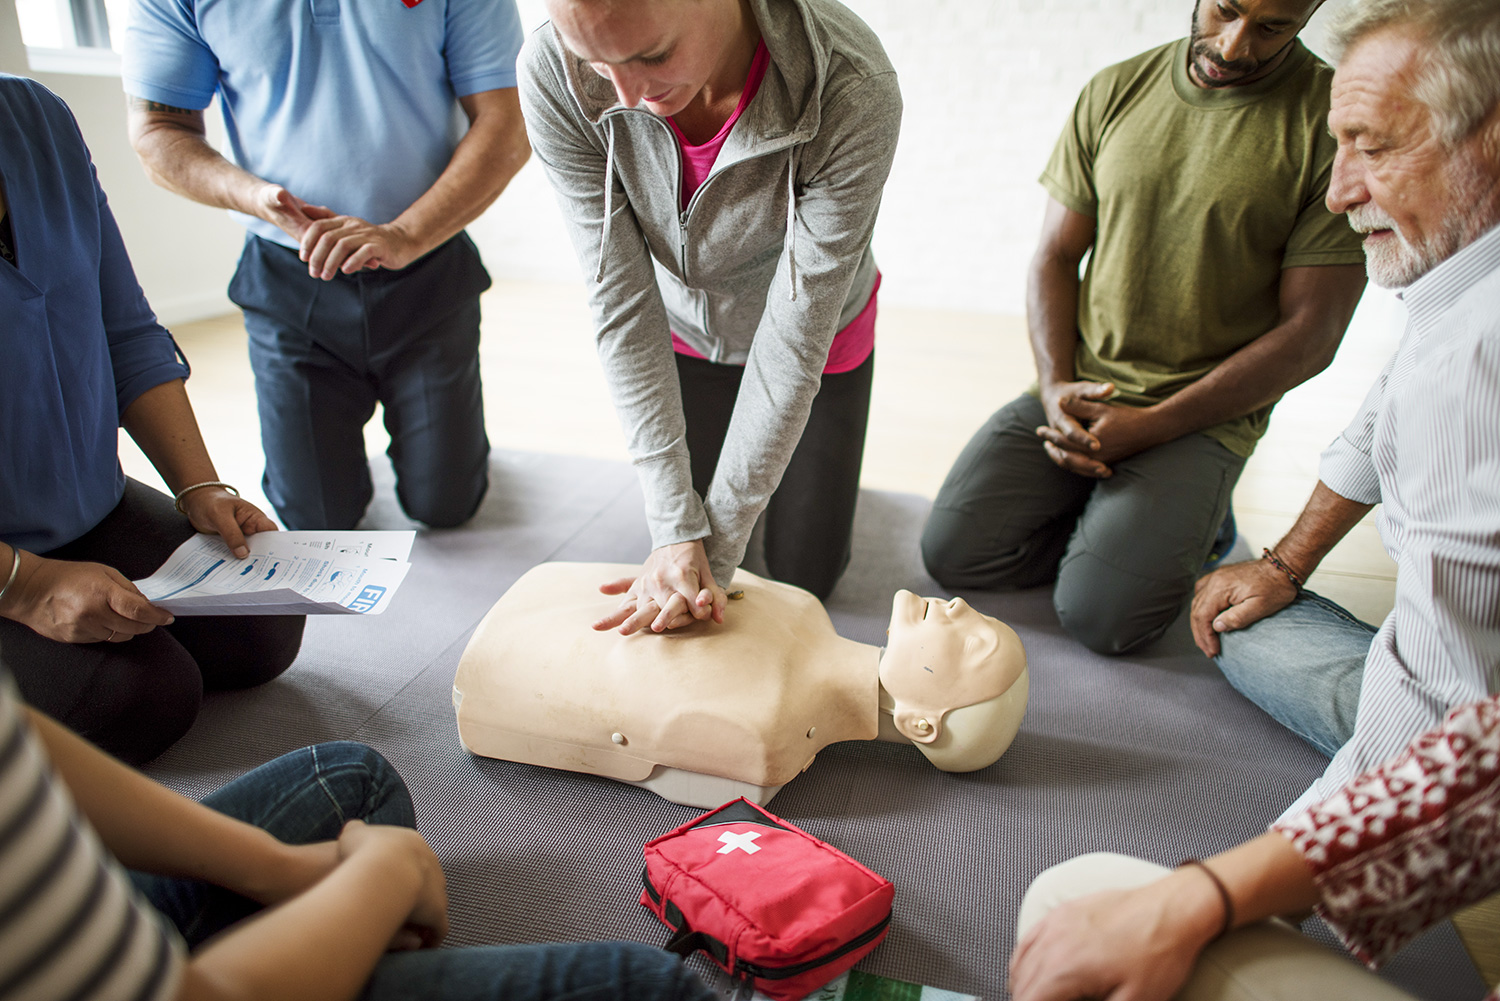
[{"xmin": 922, "ymin": 0, "xmax": 1367, "ymax": 655}]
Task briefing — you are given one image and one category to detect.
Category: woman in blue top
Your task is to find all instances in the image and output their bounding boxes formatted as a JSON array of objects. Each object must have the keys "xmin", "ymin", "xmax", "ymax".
[{"xmin": 0, "ymin": 75, "xmax": 303, "ymax": 764}]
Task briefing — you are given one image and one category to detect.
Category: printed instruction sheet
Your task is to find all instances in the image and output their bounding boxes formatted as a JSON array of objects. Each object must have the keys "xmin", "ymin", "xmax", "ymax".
[{"xmin": 134, "ymin": 531, "xmax": 415, "ymax": 616}]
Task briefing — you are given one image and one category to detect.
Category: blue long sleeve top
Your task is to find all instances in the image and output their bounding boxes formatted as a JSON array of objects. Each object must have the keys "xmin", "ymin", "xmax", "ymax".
[{"xmin": 0, "ymin": 74, "xmax": 190, "ymax": 553}]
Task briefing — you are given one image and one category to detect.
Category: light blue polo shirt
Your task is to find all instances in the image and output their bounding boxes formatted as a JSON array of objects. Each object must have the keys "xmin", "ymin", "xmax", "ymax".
[{"xmin": 123, "ymin": 0, "xmax": 523, "ymax": 249}]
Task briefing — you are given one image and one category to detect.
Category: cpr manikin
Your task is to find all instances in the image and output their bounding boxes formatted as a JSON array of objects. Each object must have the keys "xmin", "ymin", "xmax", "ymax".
[{"xmin": 454, "ymin": 563, "xmax": 1028, "ymax": 807}]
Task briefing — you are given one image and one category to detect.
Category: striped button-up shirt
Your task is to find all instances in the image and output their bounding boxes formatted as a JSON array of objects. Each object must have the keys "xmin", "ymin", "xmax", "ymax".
[{"xmin": 1285, "ymin": 222, "xmax": 1500, "ymax": 817}]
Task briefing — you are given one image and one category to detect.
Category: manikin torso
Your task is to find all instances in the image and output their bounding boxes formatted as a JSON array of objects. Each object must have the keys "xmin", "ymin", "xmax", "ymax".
[{"xmin": 454, "ymin": 563, "xmax": 1026, "ymax": 806}]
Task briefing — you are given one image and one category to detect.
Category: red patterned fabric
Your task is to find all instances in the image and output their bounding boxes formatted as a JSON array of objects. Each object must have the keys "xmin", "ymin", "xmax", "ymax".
[{"xmin": 1274, "ymin": 694, "xmax": 1500, "ymax": 985}]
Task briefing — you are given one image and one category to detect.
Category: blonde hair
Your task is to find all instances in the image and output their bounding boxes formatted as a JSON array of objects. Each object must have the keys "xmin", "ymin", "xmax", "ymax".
[{"xmin": 1329, "ymin": 0, "xmax": 1500, "ymax": 146}]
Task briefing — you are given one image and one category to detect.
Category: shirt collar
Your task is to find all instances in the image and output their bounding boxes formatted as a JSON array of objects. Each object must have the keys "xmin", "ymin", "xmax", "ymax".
[{"xmin": 1403, "ymin": 221, "xmax": 1500, "ymax": 337}]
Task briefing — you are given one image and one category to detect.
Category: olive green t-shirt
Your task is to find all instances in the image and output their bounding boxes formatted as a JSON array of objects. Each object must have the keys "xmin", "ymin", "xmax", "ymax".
[{"xmin": 1040, "ymin": 38, "xmax": 1366, "ymax": 457}]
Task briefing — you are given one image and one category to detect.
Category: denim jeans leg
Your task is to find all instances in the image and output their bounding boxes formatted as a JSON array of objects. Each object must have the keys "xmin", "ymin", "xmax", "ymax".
[
  {"xmin": 133, "ymin": 741, "xmax": 413, "ymax": 946},
  {"xmin": 359, "ymin": 941, "xmax": 717, "ymax": 1001},
  {"xmin": 1215, "ymin": 591, "xmax": 1377, "ymax": 757}
]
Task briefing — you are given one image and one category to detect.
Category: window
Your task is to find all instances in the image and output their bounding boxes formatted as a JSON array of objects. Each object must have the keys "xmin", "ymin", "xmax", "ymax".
[{"xmin": 17, "ymin": 0, "xmax": 130, "ymax": 72}]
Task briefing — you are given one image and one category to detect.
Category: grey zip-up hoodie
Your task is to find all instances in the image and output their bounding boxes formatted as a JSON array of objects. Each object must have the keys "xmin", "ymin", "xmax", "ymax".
[{"xmin": 519, "ymin": 0, "xmax": 901, "ymax": 586}]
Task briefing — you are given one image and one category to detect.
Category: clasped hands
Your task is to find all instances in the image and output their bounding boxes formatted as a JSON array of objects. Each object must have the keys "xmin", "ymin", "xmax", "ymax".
[
  {"xmin": 0, "ymin": 488, "xmax": 274, "ymax": 645},
  {"xmin": 1036, "ymin": 380, "xmax": 1166, "ymax": 478},
  {"xmin": 593, "ymin": 539, "xmax": 728, "ymax": 635},
  {"xmin": 257, "ymin": 183, "xmax": 421, "ymax": 281}
]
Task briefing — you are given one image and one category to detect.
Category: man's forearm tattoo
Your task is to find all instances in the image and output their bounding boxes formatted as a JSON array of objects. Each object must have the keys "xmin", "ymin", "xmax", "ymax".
[{"xmin": 128, "ymin": 97, "xmax": 195, "ymax": 115}]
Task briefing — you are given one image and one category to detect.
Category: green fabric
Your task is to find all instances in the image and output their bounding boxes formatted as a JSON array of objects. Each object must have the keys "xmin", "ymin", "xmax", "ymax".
[{"xmin": 1039, "ymin": 38, "xmax": 1366, "ymax": 458}]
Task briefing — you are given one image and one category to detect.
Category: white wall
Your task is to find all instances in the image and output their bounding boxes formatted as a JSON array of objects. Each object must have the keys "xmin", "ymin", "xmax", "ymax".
[
  {"xmin": 478, "ymin": 0, "xmax": 1359, "ymax": 314},
  {"xmin": 4, "ymin": 0, "xmax": 1359, "ymax": 320}
]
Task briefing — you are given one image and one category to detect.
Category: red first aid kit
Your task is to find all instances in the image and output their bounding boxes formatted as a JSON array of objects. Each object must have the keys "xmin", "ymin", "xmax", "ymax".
[{"xmin": 641, "ymin": 798, "xmax": 894, "ymax": 1001}]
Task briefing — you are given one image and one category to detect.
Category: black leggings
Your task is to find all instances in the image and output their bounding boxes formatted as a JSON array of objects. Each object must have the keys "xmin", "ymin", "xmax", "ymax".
[
  {"xmin": 1, "ymin": 480, "xmax": 304, "ymax": 763},
  {"xmin": 676, "ymin": 350, "xmax": 873, "ymax": 600}
]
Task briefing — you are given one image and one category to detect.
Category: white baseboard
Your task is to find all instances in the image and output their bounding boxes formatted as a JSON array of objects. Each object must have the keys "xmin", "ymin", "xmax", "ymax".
[{"xmin": 152, "ymin": 291, "xmax": 237, "ymax": 328}]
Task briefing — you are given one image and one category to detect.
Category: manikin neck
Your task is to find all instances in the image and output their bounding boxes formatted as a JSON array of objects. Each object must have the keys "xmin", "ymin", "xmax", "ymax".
[
  {"xmin": 799, "ymin": 632, "xmax": 885, "ymax": 745},
  {"xmin": 874, "ymin": 668, "xmax": 909, "ymax": 745}
]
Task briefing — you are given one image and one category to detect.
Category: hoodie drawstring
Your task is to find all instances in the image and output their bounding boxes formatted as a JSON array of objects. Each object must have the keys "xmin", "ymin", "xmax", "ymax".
[
  {"xmin": 596, "ymin": 120, "xmax": 616, "ymax": 283},
  {"xmin": 785, "ymin": 147, "xmax": 798, "ymax": 301}
]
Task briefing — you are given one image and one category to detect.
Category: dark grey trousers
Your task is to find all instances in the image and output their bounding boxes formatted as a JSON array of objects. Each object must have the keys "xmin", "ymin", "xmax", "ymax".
[{"xmin": 921, "ymin": 394, "xmax": 1245, "ymax": 654}]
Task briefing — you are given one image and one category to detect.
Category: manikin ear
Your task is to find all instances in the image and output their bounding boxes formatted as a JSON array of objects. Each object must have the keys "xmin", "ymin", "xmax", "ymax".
[{"xmin": 909, "ymin": 667, "xmax": 1029, "ymax": 773}]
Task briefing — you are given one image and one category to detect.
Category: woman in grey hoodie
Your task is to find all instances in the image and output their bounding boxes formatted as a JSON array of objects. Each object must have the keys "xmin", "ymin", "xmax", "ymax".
[{"xmin": 520, "ymin": 0, "xmax": 901, "ymax": 632}]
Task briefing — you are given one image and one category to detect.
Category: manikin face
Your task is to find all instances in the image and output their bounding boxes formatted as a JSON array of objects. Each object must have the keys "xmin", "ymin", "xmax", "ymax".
[
  {"xmin": 1326, "ymin": 29, "xmax": 1500, "ymax": 289},
  {"xmin": 1186, "ymin": 0, "xmax": 1319, "ymax": 88},
  {"xmin": 882, "ymin": 592, "xmax": 1020, "ymax": 716},
  {"xmin": 547, "ymin": 0, "xmax": 742, "ymax": 118},
  {"xmin": 880, "ymin": 591, "xmax": 1027, "ymax": 771},
  {"xmin": 885, "ymin": 592, "xmax": 1000, "ymax": 678}
]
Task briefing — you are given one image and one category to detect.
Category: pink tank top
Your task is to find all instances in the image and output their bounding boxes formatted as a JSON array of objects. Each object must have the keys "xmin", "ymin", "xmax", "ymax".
[{"xmin": 668, "ymin": 41, "xmax": 877, "ymax": 375}]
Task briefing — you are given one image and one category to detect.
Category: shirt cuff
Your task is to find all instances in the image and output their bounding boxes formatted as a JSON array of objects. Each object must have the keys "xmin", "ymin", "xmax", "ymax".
[
  {"xmin": 638, "ymin": 456, "xmax": 710, "ymax": 552},
  {"xmin": 1318, "ymin": 436, "xmax": 1382, "ymax": 505}
]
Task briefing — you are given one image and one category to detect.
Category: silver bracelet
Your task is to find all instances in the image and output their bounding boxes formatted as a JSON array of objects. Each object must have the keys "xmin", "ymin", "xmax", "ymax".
[
  {"xmin": 174, "ymin": 480, "xmax": 239, "ymax": 515},
  {"xmin": 0, "ymin": 546, "xmax": 22, "ymax": 605}
]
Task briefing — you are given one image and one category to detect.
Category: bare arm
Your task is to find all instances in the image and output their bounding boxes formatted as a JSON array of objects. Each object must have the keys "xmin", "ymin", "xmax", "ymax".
[
  {"xmin": 1037, "ymin": 263, "xmax": 1367, "ymax": 476},
  {"xmin": 24, "ymin": 708, "xmax": 447, "ymax": 1001},
  {"xmin": 122, "ymin": 378, "xmax": 277, "ymax": 555},
  {"xmin": 25, "ymin": 707, "xmax": 331, "ymax": 895},
  {"xmin": 1010, "ymin": 833, "xmax": 1318, "ymax": 1001},
  {"xmin": 126, "ymin": 98, "xmax": 330, "ymax": 242},
  {"xmin": 296, "ymin": 87, "xmax": 531, "ymax": 278},
  {"xmin": 1191, "ymin": 481, "xmax": 1374, "ymax": 656},
  {"xmin": 1028, "ymin": 198, "xmax": 1110, "ymax": 470},
  {"xmin": 127, "ymin": 88, "xmax": 529, "ymax": 278},
  {"xmin": 1145, "ymin": 264, "xmax": 1367, "ymax": 443}
]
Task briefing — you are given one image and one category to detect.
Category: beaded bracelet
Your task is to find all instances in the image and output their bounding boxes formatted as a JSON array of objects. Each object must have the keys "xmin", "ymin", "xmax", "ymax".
[
  {"xmin": 1178, "ymin": 858, "xmax": 1236, "ymax": 941},
  {"xmin": 1261, "ymin": 547, "xmax": 1303, "ymax": 591},
  {"xmin": 174, "ymin": 480, "xmax": 240, "ymax": 515}
]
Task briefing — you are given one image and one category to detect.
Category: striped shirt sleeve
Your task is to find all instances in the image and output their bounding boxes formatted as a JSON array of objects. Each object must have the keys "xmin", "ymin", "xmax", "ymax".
[
  {"xmin": 1287, "ymin": 315, "xmax": 1500, "ymax": 817},
  {"xmin": 0, "ymin": 679, "xmax": 184, "ymax": 1001},
  {"xmin": 1317, "ymin": 346, "xmax": 1392, "ymax": 506}
]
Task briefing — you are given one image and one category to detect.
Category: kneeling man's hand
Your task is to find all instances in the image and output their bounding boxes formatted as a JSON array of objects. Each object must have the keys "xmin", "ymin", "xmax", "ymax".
[{"xmin": 1191, "ymin": 560, "xmax": 1298, "ymax": 657}]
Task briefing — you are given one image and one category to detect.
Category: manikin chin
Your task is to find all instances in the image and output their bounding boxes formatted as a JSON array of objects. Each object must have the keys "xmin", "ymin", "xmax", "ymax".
[{"xmin": 454, "ymin": 563, "xmax": 1029, "ymax": 807}]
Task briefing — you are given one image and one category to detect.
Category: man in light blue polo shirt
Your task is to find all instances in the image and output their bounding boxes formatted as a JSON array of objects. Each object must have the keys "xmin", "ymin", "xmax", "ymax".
[{"xmin": 124, "ymin": 0, "xmax": 530, "ymax": 531}]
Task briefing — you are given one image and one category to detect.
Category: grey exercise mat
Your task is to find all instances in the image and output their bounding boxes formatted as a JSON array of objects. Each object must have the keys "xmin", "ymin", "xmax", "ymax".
[{"xmin": 145, "ymin": 450, "xmax": 1485, "ymax": 1001}]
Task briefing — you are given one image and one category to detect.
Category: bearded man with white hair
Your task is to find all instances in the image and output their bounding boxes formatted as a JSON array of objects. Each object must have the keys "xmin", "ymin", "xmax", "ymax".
[
  {"xmin": 1189, "ymin": 0, "xmax": 1500, "ymax": 801},
  {"xmin": 1006, "ymin": 1, "xmax": 1500, "ymax": 999}
]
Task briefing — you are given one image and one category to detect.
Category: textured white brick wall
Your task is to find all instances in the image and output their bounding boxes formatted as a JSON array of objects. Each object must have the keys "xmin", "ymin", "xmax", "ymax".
[{"xmin": 474, "ymin": 0, "xmax": 1355, "ymax": 315}]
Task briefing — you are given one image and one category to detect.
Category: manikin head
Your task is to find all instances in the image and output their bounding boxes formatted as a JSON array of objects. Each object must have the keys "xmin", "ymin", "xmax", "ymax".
[
  {"xmin": 879, "ymin": 591, "xmax": 1028, "ymax": 774},
  {"xmin": 1186, "ymin": 0, "xmax": 1324, "ymax": 88},
  {"xmin": 1324, "ymin": 0, "xmax": 1500, "ymax": 288},
  {"xmin": 545, "ymin": 0, "xmax": 757, "ymax": 116}
]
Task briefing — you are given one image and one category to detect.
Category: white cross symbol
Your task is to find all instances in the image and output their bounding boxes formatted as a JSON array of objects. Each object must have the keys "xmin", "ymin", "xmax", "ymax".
[{"xmin": 716, "ymin": 830, "xmax": 763, "ymax": 855}]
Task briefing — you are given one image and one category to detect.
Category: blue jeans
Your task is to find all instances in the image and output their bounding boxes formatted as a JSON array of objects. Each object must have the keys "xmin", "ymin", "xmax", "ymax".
[
  {"xmin": 134, "ymin": 743, "xmax": 713, "ymax": 1001},
  {"xmin": 1215, "ymin": 591, "xmax": 1378, "ymax": 758}
]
